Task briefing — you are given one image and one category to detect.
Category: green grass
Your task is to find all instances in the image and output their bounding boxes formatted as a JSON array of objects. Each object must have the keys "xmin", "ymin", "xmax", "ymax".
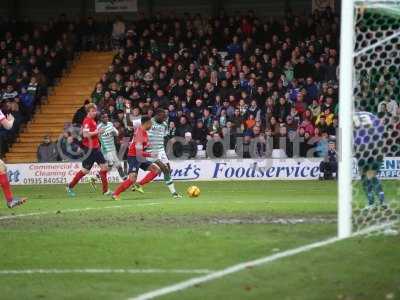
[{"xmin": 0, "ymin": 180, "xmax": 399, "ymax": 300}]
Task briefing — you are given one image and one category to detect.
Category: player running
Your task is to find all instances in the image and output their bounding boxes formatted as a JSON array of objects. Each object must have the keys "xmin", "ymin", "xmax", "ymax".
[
  {"xmin": 131, "ymin": 109, "xmax": 182, "ymax": 198},
  {"xmin": 66, "ymin": 103, "xmax": 111, "ymax": 196},
  {"xmin": 0, "ymin": 110, "xmax": 27, "ymax": 208},
  {"xmin": 89, "ymin": 113, "xmax": 127, "ymax": 190},
  {"xmin": 353, "ymin": 111, "xmax": 386, "ymax": 207},
  {"xmin": 111, "ymin": 116, "xmax": 161, "ymax": 200}
]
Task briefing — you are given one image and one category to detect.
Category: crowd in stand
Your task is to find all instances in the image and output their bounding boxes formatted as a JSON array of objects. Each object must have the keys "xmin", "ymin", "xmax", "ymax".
[
  {"xmin": 3, "ymin": 8, "xmax": 399, "ymax": 161},
  {"xmin": 85, "ymin": 9, "xmax": 342, "ymax": 158},
  {"xmin": 0, "ymin": 16, "xmax": 77, "ymax": 156}
]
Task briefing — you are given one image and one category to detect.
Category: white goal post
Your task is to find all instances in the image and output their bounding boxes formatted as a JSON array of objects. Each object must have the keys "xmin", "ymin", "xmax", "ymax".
[
  {"xmin": 338, "ymin": 0, "xmax": 355, "ymax": 238},
  {"xmin": 338, "ymin": 0, "xmax": 400, "ymax": 238}
]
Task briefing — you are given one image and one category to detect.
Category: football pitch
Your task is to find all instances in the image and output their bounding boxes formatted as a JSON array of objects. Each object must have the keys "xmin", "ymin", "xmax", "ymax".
[{"xmin": 0, "ymin": 180, "xmax": 399, "ymax": 300}]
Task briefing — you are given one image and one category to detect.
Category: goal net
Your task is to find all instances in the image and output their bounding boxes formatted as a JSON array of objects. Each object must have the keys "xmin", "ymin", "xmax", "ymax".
[{"xmin": 342, "ymin": 0, "xmax": 400, "ymax": 235}]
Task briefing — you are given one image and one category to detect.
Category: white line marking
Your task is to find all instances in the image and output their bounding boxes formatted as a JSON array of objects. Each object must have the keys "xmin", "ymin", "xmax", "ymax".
[
  {"xmin": 0, "ymin": 202, "xmax": 161, "ymax": 221},
  {"xmin": 0, "ymin": 199, "xmax": 333, "ymax": 221},
  {"xmin": 130, "ymin": 221, "xmax": 397, "ymax": 300},
  {"xmin": 0, "ymin": 268, "xmax": 213, "ymax": 275}
]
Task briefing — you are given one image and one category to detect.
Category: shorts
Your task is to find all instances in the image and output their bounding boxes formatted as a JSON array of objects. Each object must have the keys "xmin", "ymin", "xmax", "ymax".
[
  {"xmin": 127, "ymin": 156, "xmax": 152, "ymax": 174},
  {"xmin": 104, "ymin": 151, "xmax": 122, "ymax": 168},
  {"xmin": 147, "ymin": 150, "xmax": 169, "ymax": 164},
  {"xmin": 82, "ymin": 146, "xmax": 106, "ymax": 170},
  {"xmin": 0, "ymin": 159, "xmax": 6, "ymax": 172}
]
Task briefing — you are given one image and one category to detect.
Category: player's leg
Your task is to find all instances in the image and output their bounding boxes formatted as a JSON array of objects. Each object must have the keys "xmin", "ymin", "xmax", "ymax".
[
  {"xmin": 138, "ymin": 165, "xmax": 159, "ymax": 186},
  {"xmin": 331, "ymin": 161, "xmax": 338, "ymax": 179},
  {"xmin": 95, "ymin": 150, "xmax": 111, "ymax": 195},
  {"xmin": 112, "ymin": 156, "xmax": 139, "ymax": 200},
  {"xmin": 361, "ymin": 171, "xmax": 374, "ymax": 206},
  {"xmin": 132, "ymin": 160, "xmax": 161, "ymax": 193},
  {"xmin": 370, "ymin": 162, "xmax": 385, "ymax": 205},
  {"xmin": 319, "ymin": 161, "xmax": 326, "ymax": 180},
  {"xmin": 161, "ymin": 162, "xmax": 181, "ymax": 198},
  {"xmin": 91, "ymin": 151, "xmax": 126, "ymax": 192},
  {"xmin": 136, "ymin": 150, "xmax": 181, "ymax": 198},
  {"xmin": 371, "ymin": 175, "xmax": 385, "ymax": 204},
  {"xmin": 111, "ymin": 151, "xmax": 127, "ymax": 180},
  {"xmin": 0, "ymin": 160, "xmax": 27, "ymax": 208},
  {"xmin": 67, "ymin": 149, "xmax": 92, "ymax": 196}
]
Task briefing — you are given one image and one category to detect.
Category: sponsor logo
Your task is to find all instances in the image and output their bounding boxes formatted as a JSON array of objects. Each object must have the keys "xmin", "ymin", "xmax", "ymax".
[
  {"xmin": 212, "ymin": 162, "xmax": 320, "ymax": 179},
  {"xmin": 7, "ymin": 169, "xmax": 21, "ymax": 183}
]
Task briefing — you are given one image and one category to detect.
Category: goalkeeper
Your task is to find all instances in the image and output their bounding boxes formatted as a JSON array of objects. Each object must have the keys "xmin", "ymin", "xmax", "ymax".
[
  {"xmin": 353, "ymin": 111, "xmax": 386, "ymax": 207},
  {"xmin": 131, "ymin": 109, "xmax": 182, "ymax": 198}
]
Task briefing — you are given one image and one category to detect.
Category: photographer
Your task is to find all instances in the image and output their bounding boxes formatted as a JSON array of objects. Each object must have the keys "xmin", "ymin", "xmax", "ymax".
[{"xmin": 319, "ymin": 140, "xmax": 338, "ymax": 180}]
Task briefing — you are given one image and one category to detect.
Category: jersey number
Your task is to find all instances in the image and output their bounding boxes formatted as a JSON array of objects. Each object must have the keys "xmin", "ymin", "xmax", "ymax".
[{"xmin": 353, "ymin": 114, "xmax": 372, "ymax": 128}]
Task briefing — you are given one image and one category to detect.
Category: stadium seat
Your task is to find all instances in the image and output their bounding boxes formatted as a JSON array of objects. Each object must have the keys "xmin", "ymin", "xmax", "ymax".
[
  {"xmin": 197, "ymin": 150, "xmax": 206, "ymax": 159},
  {"xmin": 271, "ymin": 149, "xmax": 288, "ymax": 159},
  {"xmin": 5, "ymin": 52, "xmax": 114, "ymax": 163},
  {"xmin": 226, "ymin": 150, "xmax": 238, "ymax": 158}
]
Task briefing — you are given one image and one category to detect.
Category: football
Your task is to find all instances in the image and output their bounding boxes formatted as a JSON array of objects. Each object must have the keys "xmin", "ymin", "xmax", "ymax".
[{"xmin": 187, "ymin": 186, "xmax": 201, "ymax": 197}]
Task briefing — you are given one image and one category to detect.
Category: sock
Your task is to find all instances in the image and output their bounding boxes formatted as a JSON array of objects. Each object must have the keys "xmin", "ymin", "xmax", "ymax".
[
  {"xmin": 362, "ymin": 175, "xmax": 374, "ymax": 205},
  {"xmin": 139, "ymin": 171, "xmax": 158, "ymax": 186},
  {"xmin": 367, "ymin": 181, "xmax": 374, "ymax": 206},
  {"xmin": 372, "ymin": 177, "xmax": 385, "ymax": 204},
  {"xmin": 99, "ymin": 170, "xmax": 109, "ymax": 193},
  {"xmin": 69, "ymin": 170, "xmax": 85, "ymax": 189},
  {"xmin": 0, "ymin": 173, "xmax": 13, "ymax": 203},
  {"xmin": 164, "ymin": 173, "xmax": 176, "ymax": 194},
  {"xmin": 114, "ymin": 178, "xmax": 133, "ymax": 196},
  {"xmin": 117, "ymin": 166, "xmax": 127, "ymax": 180}
]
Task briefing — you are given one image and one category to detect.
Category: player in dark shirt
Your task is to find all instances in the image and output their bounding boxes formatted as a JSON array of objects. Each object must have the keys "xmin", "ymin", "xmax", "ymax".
[{"xmin": 319, "ymin": 140, "xmax": 337, "ymax": 180}]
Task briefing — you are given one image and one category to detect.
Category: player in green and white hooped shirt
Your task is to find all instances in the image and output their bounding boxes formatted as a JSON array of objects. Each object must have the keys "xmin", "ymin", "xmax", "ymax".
[
  {"xmin": 132, "ymin": 109, "xmax": 182, "ymax": 198},
  {"xmin": 90, "ymin": 113, "xmax": 127, "ymax": 190}
]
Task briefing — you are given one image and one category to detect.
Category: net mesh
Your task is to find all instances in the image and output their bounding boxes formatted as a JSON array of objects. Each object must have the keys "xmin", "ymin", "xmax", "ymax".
[{"xmin": 352, "ymin": 1, "xmax": 400, "ymax": 233}]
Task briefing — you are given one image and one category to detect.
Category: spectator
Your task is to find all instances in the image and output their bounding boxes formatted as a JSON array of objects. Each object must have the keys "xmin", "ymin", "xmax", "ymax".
[
  {"xmin": 319, "ymin": 140, "xmax": 338, "ymax": 180},
  {"xmin": 19, "ymin": 87, "xmax": 35, "ymax": 119},
  {"xmin": 193, "ymin": 120, "xmax": 207, "ymax": 148},
  {"xmin": 378, "ymin": 95, "xmax": 399, "ymax": 116},
  {"xmin": 173, "ymin": 132, "xmax": 197, "ymax": 159},
  {"xmin": 37, "ymin": 135, "xmax": 59, "ymax": 162},
  {"xmin": 59, "ymin": 133, "xmax": 84, "ymax": 161},
  {"xmin": 72, "ymin": 99, "xmax": 90, "ymax": 126},
  {"xmin": 62, "ymin": 8, "xmax": 342, "ymax": 159},
  {"xmin": 275, "ymin": 97, "xmax": 291, "ymax": 123},
  {"xmin": 111, "ymin": 16, "xmax": 126, "ymax": 48},
  {"xmin": 176, "ymin": 115, "xmax": 192, "ymax": 137}
]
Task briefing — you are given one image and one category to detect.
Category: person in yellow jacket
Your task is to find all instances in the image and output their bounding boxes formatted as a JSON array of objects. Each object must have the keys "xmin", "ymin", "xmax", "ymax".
[{"xmin": 315, "ymin": 107, "xmax": 334, "ymax": 126}]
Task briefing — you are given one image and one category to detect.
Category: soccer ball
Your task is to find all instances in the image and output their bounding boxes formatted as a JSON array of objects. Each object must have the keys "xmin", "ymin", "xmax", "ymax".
[{"xmin": 187, "ymin": 186, "xmax": 200, "ymax": 197}]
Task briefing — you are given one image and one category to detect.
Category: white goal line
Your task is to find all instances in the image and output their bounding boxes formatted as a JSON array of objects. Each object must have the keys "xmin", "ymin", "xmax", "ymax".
[
  {"xmin": 0, "ymin": 202, "xmax": 161, "ymax": 221},
  {"xmin": 0, "ymin": 269, "xmax": 214, "ymax": 275},
  {"xmin": 130, "ymin": 221, "xmax": 397, "ymax": 300}
]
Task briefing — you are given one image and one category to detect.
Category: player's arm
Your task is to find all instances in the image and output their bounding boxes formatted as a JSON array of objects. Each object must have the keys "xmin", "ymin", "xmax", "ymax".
[
  {"xmin": 82, "ymin": 128, "xmax": 100, "ymax": 137},
  {"xmin": 83, "ymin": 124, "xmax": 102, "ymax": 137},
  {"xmin": 0, "ymin": 113, "xmax": 14, "ymax": 130},
  {"xmin": 133, "ymin": 133, "xmax": 153, "ymax": 158},
  {"xmin": 135, "ymin": 142, "xmax": 153, "ymax": 158},
  {"xmin": 112, "ymin": 126, "xmax": 119, "ymax": 136}
]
